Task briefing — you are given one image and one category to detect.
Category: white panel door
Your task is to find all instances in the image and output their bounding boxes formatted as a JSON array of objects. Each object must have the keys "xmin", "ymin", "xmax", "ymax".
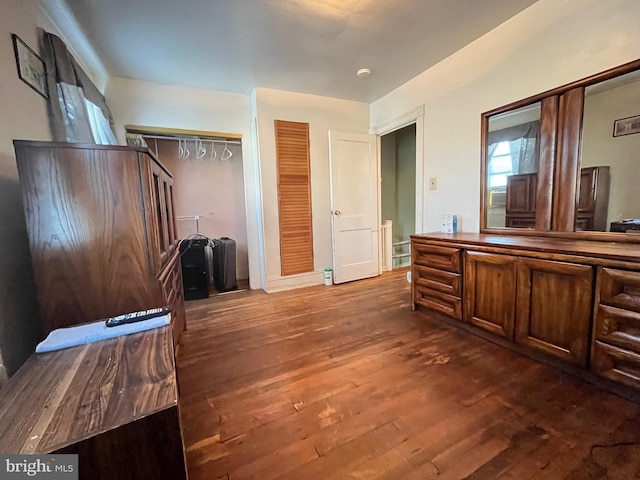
[{"xmin": 329, "ymin": 130, "xmax": 379, "ymax": 284}]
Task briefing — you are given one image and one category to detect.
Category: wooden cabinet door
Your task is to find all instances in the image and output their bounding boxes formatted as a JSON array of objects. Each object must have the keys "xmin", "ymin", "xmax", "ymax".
[
  {"xmin": 141, "ymin": 154, "xmax": 179, "ymax": 270},
  {"xmin": 161, "ymin": 172, "xmax": 179, "ymax": 255},
  {"xmin": 464, "ymin": 251, "xmax": 517, "ymax": 340},
  {"xmin": 576, "ymin": 166, "xmax": 609, "ymax": 231},
  {"xmin": 151, "ymin": 163, "xmax": 169, "ymax": 256},
  {"xmin": 506, "ymin": 174, "xmax": 535, "ymax": 214},
  {"xmin": 577, "ymin": 167, "xmax": 597, "ymax": 212},
  {"xmin": 151, "ymin": 162, "xmax": 173, "ymax": 266},
  {"xmin": 515, "ymin": 258, "xmax": 593, "ymax": 367},
  {"xmin": 506, "ymin": 175, "xmax": 531, "ymax": 214},
  {"xmin": 164, "ymin": 173, "xmax": 180, "ymax": 254}
]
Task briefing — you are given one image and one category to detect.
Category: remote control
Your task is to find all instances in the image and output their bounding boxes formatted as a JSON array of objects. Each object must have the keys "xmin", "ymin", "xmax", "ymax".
[{"xmin": 105, "ymin": 307, "xmax": 171, "ymax": 327}]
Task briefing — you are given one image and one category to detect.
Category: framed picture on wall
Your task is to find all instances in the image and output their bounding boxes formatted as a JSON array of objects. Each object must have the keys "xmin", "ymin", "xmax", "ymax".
[
  {"xmin": 12, "ymin": 33, "xmax": 49, "ymax": 99},
  {"xmin": 613, "ymin": 114, "xmax": 640, "ymax": 137}
]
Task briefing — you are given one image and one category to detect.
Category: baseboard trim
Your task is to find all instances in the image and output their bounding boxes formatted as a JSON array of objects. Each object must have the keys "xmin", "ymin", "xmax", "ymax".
[{"xmin": 266, "ymin": 271, "xmax": 324, "ymax": 292}]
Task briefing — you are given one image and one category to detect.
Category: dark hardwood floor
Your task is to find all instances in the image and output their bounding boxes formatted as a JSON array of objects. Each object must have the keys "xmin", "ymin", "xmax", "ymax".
[{"xmin": 177, "ymin": 269, "xmax": 640, "ymax": 480}]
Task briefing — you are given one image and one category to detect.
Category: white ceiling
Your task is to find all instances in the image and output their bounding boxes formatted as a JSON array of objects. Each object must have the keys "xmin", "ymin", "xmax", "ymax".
[{"xmin": 60, "ymin": 0, "xmax": 539, "ymax": 103}]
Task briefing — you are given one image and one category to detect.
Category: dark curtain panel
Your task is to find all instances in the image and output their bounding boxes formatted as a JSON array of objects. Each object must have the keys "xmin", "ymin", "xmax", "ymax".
[
  {"xmin": 41, "ymin": 32, "xmax": 116, "ymax": 144},
  {"xmin": 488, "ymin": 120, "xmax": 540, "ymax": 174}
]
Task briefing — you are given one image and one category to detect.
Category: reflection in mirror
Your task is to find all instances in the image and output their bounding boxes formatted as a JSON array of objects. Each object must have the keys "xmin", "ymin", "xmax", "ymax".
[
  {"xmin": 486, "ymin": 102, "xmax": 541, "ymax": 228},
  {"xmin": 581, "ymin": 71, "xmax": 640, "ymax": 232}
]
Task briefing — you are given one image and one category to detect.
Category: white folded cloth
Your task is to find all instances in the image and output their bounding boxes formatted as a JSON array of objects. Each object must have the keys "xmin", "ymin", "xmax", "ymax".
[{"xmin": 36, "ymin": 314, "xmax": 171, "ymax": 353}]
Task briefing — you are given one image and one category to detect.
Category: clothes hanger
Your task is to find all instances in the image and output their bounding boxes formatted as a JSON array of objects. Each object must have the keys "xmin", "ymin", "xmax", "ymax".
[
  {"xmin": 221, "ymin": 141, "xmax": 233, "ymax": 161},
  {"xmin": 196, "ymin": 140, "xmax": 207, "ymax": 160},
  {"xmin": 178, "ymin": 138, "xmax": 184, "ymax": 159},
  {"xmin": 210, "ymin": 141, "xmax": 217, "ymax": 162},
  {"xmin": 183, "ymin": 139, "xmax": 190, "ymax": 160}
]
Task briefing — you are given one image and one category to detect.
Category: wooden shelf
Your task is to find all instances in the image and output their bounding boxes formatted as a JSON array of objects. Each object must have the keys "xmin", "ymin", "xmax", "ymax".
[{"xmin": 0, "ymin": 326, "xmax": 187, "ymax": 479}]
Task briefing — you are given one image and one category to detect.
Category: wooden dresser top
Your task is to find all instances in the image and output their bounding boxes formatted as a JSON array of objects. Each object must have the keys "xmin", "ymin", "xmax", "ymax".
[
  {"xmin": 411, "ymin": 232, "xmax": 640, "ymax": 265},
  {"xmin": 0, "ymin": 326, "xmax": 177, "ymax": 454}
]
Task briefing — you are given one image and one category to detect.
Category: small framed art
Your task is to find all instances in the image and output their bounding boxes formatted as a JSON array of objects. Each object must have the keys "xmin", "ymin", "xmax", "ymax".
[
  {"xmin": 12, "ymin": 33, "xmax": 48, "ymax": 99},
  {"xmin": 613, "ymin": 114, "xmax": 640, "ymax": 137}
]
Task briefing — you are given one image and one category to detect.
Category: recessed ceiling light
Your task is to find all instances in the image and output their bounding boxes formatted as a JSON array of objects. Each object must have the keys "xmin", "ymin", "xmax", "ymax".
[{"xmin": 357, "ymin": 68, "xmax": 371, "ymax": 78}]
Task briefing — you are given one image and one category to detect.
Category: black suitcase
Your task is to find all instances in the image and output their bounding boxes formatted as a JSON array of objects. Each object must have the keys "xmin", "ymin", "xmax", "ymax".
[
  {"xmin": 212, "ymin": 237, "xmax": 238, "ymax": 292},
  {"xmin": 179, "ymin": 238, "xmax": 210, "ymax": 300}
]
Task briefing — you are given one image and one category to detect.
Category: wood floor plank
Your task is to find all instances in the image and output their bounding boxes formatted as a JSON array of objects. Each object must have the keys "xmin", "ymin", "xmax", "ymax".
[
  {"xmin": 231, "ymin": 436, "xmax": 319, "ymax": 480},
  {"xmin": 461, "ymin": 424, "xmax": 549, "ymax": 480},
  {"xmin": 176, "ymin": 269, "xmax": 640, "ymax": 480},
  {"xmin": 495, "ymin": 440, "xmax": 583, "ymax": 480},
  {"xmin": 277, "ymin": 421, "xmax": 407, "ymax": 480},
  {"xmin": 376, "ymin": 396, "xmax": 513, "ymax": 480}
]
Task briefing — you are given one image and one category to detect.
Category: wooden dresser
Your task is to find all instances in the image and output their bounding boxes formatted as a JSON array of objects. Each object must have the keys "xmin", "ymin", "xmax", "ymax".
[
  {"xmin": 411, "ymin": 233, "xmax": 640, "ymax": 398},
  {"xmin": 13, "ymin": 141, "xmax": 186, "ymax": 348},
  {"xmin": 0, "ymin": 326, "xmax": 187, "ymax": 479}
]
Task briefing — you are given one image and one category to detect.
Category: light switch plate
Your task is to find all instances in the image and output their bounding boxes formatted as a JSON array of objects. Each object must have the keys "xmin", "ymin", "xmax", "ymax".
[{"xmin": 429, "ymin": 177, "xmax": 437, "ymax": 190}]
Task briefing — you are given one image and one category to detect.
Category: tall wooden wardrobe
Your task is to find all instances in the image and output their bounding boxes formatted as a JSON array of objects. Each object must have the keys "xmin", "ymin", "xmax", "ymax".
[{"xmin": 14, "ymin": 141, "xmax": 186, "ymax": 347}]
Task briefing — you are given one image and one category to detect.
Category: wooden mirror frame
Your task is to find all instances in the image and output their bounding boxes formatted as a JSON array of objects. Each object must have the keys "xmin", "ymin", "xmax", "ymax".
[{"xmin": 480, "ymin": 58, "xmax": 640, "ymax": 242}]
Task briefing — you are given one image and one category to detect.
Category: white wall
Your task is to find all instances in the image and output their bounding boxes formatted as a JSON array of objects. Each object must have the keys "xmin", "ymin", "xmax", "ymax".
[
  {"xmin": 105, "ymin": 77, "xmax": 264, "ymax": 289},
  {"xmin": 582, "ymin": 80, "xmax": 640, "ymax": 224},
  {"xmin": 371, "ymin": 0, "xmax": 640, "ymax": 233},
  {"xmin": 0, "ymin": 0, "xmax": 89, "ymax": 384},
  {"xmin": 254, "ymin": 88, "xmax": 370, "ymax": 291}
]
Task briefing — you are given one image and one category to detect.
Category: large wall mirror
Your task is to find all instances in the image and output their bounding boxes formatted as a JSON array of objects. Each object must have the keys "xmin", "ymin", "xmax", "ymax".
[
  {"xmin": 486, "ymin": 102, "xmax": 541, "ymax": 229},
  {"xmin": 582, "ymin": 70, "xmax": 640, "ymax": 232},
  {"xmin": 481, "ymin": 59, "xmax": 640, "ymax": 239}
]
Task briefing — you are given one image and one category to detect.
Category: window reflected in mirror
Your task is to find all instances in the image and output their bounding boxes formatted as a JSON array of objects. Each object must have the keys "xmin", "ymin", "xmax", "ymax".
[
  {"xmin": 486, "ymin": 102, "xmax": 541, "ymax": 228},
  {"xmin": 581, "ymin": 70, "xmax": 640, "ymax": 232}
]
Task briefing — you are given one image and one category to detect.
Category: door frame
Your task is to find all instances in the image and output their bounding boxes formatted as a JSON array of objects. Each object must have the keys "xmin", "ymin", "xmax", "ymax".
[{"xmin": 371, "ymin": 105, "xmax": 425, "ymax": 273}]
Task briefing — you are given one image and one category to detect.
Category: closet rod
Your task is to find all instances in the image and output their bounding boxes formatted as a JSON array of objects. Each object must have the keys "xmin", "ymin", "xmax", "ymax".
[
  {"xmin": 126, "ymin": 124, "xmax": 241, "ymax": 140},
  {"xmin": 141, "ymin": 134, "xmax": 242, "ymax": 145}
]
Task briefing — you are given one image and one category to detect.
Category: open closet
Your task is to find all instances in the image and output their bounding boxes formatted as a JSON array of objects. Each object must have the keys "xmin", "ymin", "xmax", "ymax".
[{"xmin": 126, "ymin": 126, "xmax": 249, "ymax": 298}]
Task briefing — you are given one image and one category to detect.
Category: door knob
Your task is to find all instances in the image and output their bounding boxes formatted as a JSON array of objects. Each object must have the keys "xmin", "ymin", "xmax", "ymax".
[{"xmin": 333, "ymin": 210, "xmax": 342, "ymax": 215}]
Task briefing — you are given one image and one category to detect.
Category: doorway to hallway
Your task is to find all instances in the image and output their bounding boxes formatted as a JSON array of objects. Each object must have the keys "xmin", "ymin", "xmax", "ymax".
[{"xmin": 381, "ymin": 123, "xmax": 417, "ymax": 269}]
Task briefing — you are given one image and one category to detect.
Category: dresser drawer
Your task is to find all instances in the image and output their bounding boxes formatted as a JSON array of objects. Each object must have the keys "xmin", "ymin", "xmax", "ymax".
[
  {"xmin": 599, "ymin": 268, "xmax": 640, "ymax": 313},
  {"xmin": 414, "ymin": 286, "xmax": 462, "ymax": 320},
  {"xmin": 414, "ymin": 264, "xmax": 461, "ymax": 297},
  {"xmin": 505, "ymin": 216, "xmax": 536, "ymax": 228},
  {"xmin": 594, "ymin": 304, "xmax": 640, "ymax": 354},
  {"xmin": 591, "ymin": 340, "xmax": 640, "ymax": 390},
  {"xmin": 412, "ymin": 243, "xmax": 461, "ymax": 273}
]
